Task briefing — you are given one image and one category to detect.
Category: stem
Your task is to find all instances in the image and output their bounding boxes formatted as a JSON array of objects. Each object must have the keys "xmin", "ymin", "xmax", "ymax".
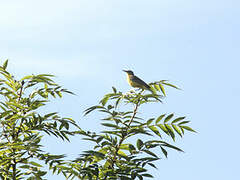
[
  {"xmin": 17, "ymin": 81, "xmax": 24, "ymax": 103},
  {"xmin": 111, "ymin": 97, "xmax": 141, "ymax": 169},
  {"xmin": 12, "ymin": 81, "xmax": 24, "ymax": 179},
  {"xmin": 12, "ymin": 159, "xmax": 16, "ymax": 180}
]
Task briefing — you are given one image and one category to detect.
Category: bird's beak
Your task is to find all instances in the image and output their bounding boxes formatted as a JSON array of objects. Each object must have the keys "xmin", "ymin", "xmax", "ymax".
[{"xmin": 123, "ymin": 70, "xmax": 127, "ymax": 73}]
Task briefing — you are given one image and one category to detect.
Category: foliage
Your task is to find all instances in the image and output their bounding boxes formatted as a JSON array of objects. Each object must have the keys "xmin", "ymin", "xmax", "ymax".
[
  {"xmin": 57, "ymin": 81, "xmax": 195, "ymax": 179},
  {"xmin": 0, "ymin": 60, "xmax": 79, "ymax": 179},
  {"xmin": 0, "ymin": 59, "xmax": 195, "ymax": 179}
]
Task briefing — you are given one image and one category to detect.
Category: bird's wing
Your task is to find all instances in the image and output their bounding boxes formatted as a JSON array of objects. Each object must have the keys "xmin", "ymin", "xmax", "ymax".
[{"xmin": 131, "ymin": 75, "xmax": 150, "ymax": 89}]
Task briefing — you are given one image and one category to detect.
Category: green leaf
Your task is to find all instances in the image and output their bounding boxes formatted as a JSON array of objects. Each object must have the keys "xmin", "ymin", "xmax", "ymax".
[
  {"xmin": 100, "ymin": 95, "xmax": 109, "ymax": 106},
  {"xmin": 172, "ymin": 116, "xmax": 186, "ymax": 124},
  {"xmin": 137, "ymin": 175, "xmax": 143, "ymax": 180},
  {"xmin": 20, "ymin": 75, "xmax": 34, "ymax": 81},
  {"xmin": 101, "ymin": 123, "xmax": 119, "ymax": 128},
  {"xmin": 144, "ymin": 150, "xmax": 158, "ymax": 158},
  {"xmin": 56, "ymin": 91, "xmax": 62, "ymax": 98},
  {"xmin": 83, "ymin": 150, "xmax": 105, "ymax": 158},
  {"xmin": 96, "ymin": 136, "xmax": 104, "ymax": 143},
  {"xmin": 115, "ymin": 97, "xmax": 121, "ymax": 108},
  {"xmin": 147, "ymin": 118, "xmax": 154, "ymax": 125},
  {"xmin": 38, "ymin": 74, "xmax": 55, "ymax": 77},
  {"xmin": 131, "ymin": 172, "xmax": 137, "ymax": 179},
  {"xmin": 44, "ymin": 112, "xmax": 57, "ymax": 119},
  {"xmin": 162, "ymin": 82, "xmax": 181, "ymax": 90},
  {"xmin": 2, "ymin": 60, "xmax": 8, "ymax": 70},
  {"xmin": 118, "ymin": 150, "xmax": 127, "ymax": 157},
  {"xmin": 159, "ymin": 84, "xmax": 166, "ymax": 96},
  {"xmin": 181, "ymin": 126, "xmax": 196, "ymax": 133},
  {"xmin": 165, "ymin": 124, "xmax": 175, "ymax": 141},
  {"xmin": 107, "ymin": 105, "xmax": 114, "ymax": 110},
  {"xmin": 137, "ymin": 139, "xmax": 144, "ymax": 150},
  {"xmin": 142, "ymin": 174, "xmax": 153, "ymax": 178},
  {"xmin": 38, "ymin": 171, "xmax": 47, "ymax": 176},
  {"xmin": 178, "ymin": 121, "xmax": 190, "ymax": 125},
  {"xmin": 155, "ymin": 114, "xmax": 165, "ymax": 124},
  {"xmin": 112, "ymin": 86, "xmax": 117, "ymax": 93},
  {"xmin": 19, "ymin": 165, "xmax": 31, "ymax": 169},
  {"xmin": 148, "ymin": 125, "xmax": 161, "ymax": 138},
  {"xmin": 129, "ymin": 144, "xmax": 136, "ymax": 151},
  {"xmin": 162, "ymin": 142, "xmax": 183, "ymax": 152},
  {"xmin": 44, "ymin": 83, "xmax": 48, "ymax": 90},
  {"xmin": 84, "ymin": 105, "xmax": 104, "ymax": 116},
  {"xmin": 149, "ymin": 85, "xmax": 157, "ymax": 94},
  {"xmin": 119, "ymin": 144, "xmax": 130, "ymax": 150},
  {"xmin": 29, "ymin": 161, "xmax": 43, "ymax": 167},
  {"xmin": 164, "ymin": 113, "xmax": 174, "ymax": 123},
  {"xmin": 157, "ymin": 124, "xmax": 169, "ymax": 135},
  {"xmin": 154, "ymin": 84, "xmax": 160, "ymax": 91},
  {"xmin": 172, "ymin": 124, "xmax": 182, "ymax": 137},
  {"xmin": 148, "ymin": 162, "xmax": 157, "ymax": 169},
  {"xmin": 161, "ymin": 146, "xmax": 168, "ymax": 158},
  {"xmin": 101, "ymin": 141, "xmax": 110, "ymax": 147}
]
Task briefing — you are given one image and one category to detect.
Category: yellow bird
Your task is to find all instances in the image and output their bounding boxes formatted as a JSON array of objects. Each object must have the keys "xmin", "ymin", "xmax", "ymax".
[{"xmin": 123, "ymin": 70, "xmax": 151, "ymax": 91}]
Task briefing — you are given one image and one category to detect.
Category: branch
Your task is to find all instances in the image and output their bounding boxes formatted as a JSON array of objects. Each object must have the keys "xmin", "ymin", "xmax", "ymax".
[
  {"xmin": 17, "ymin": 81, "xmax": 24, "ymax": 103},
  {"xmin": 110, "ymin": 94, "xmax": 141, "ymax": 169},
  {"xmin": 12, "ymin": 81, "xmax": 24, "ymax": 179}
]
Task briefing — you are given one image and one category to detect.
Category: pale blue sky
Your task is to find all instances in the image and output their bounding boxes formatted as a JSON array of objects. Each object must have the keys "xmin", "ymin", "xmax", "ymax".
[{"xmin": 1, "ymin": 0, "xmax": 240, "ymax": 179}]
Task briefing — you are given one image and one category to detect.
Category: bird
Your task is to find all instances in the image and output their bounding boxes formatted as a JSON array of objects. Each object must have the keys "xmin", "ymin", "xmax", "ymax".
[{"xmin": 123, "ymin": 70, "xmax": 152, "ymax": 91}]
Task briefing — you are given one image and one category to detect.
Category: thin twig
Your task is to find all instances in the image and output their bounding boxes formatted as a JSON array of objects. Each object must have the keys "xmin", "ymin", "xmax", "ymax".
[{"xmin": 110, "ymin": 92, "xmax": 141, "ymax": 169}]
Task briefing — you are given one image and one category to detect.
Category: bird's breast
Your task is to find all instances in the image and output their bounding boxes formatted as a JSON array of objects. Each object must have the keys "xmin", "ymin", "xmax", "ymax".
[
  {"xmin": 127, "ymin": 75, "xmax": 139, "ymax": 88},
  {"xmin": 127, "ymin": 75, "xmax": 132, "ymax": 86}
]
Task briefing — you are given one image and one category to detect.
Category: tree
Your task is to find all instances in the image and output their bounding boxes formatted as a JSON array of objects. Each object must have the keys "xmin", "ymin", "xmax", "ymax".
[
  {"xmin": 0, "ymin": 60, "xmax": 195, "ymax": 179},
  {"xmin": 57, "ymin": 78, "xmax": 195, "ymax": 179},
  {"xmin": 0, "ymin": 60, "xmax": 79, "ymax": 179}
]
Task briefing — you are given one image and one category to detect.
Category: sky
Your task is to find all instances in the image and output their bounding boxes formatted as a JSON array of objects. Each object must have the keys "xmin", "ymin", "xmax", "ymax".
[{"xmin": 1, "ymin": 0, "xmax": 240, "ymax": 179}]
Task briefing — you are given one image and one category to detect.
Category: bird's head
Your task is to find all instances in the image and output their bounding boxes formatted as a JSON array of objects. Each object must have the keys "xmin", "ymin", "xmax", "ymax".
[{"xmin": 123, "ymin": 70, "xmax": 134, "ymax": 75}]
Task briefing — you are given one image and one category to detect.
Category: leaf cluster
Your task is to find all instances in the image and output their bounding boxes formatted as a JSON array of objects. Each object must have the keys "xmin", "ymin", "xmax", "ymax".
[
  {"xmin": 0, "ymin": 60, "xmax": 195, "ymax": 180},
  {"xmin": 0, "ymin": 60, "xmax": 79, "ymax": 179},
  {"xmin": 59, "ymin": 82, "xmax": 195, "ymax": 179}
]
